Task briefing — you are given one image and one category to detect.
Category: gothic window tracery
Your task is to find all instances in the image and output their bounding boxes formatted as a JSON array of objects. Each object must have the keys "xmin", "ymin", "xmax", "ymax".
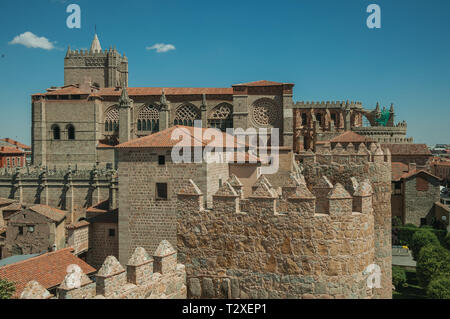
[
  {"xmin": 251, "ymin": 99, "xmax": 280, "ymax": 128},
  {"xmin": 137, "ymin": 105, "xmax": 160, "ymax": 133},
  {"xmin": 104, "ymin": 106, "xmax": 119, "ymax": 134},
  {"xmin": 208, "ymin": 103, "xmax": 233, "ymax": 132},
  {"xmin": 173, "ymin": 104, "xmax": 200, "ymax": 127}
]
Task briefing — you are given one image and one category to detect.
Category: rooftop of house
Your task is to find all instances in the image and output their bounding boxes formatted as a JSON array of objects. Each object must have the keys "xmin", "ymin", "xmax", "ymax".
[
  {"xmin": 0, "ymin": 247, "xmax": 96, "ymax": 298},
  {"xmin": 3, "ymin": 203, "xmax": 67, "ymax": 223},
  {"xmin": 0, "ymin": 146, "xmax": 25, "ymax": 155},
  {"xmin": 381, "ymin": 143, "xmax": 432, "ymax": 156},
  {"xmin": 0, "ymin": 138, "xmax": 31, "ymax": 151},
  {"xmin": 116, "ymin": 125, "xmax": 248, "ymax": 150},
  {"xmin": 391, "ymin": 162, "xmax": 441, "ymax": 182},
  {"xmin": 330, "ymin": 131, "xmax": 375, "ymax": 144}
]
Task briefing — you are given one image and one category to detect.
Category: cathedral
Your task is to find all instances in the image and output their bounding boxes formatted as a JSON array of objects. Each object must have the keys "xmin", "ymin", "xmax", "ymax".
[{"xmin": 31, "ymin": 34, "xmax": 411, "ymax": 169}]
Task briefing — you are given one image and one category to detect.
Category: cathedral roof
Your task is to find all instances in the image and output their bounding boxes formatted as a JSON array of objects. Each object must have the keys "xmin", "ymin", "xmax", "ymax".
[
  {"xmin": 232, "ymin": 80, "xmax": 293, "ymax": 87},
  {"xmin": 90, "ymin": 34, "xmax": 102, "ymax": 52}
]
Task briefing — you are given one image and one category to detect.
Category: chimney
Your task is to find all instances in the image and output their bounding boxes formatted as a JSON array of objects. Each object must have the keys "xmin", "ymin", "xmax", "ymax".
[{"xmin": 408, "ymin": 162, "xmax": 416, "ymax": 172}]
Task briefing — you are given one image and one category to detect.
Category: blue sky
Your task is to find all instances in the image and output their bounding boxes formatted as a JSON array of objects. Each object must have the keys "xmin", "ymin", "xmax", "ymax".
[{"xmin": 0, "ymin": 0, "xmax": 449, "ymax": 146}]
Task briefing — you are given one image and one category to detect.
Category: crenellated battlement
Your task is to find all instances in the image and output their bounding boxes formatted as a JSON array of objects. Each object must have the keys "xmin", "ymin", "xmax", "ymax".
[
  {"xmin": 0, "ymin": 165, "xmax": 118, "ymax": 212},
  {"xmin": 19, "ymin": 240, "xmax": 186, "ymax": 299},
  {"xmin": 177, "ymin": 175, "xmax": 376, "ymax": 299},
  {"xmin": 295, "ymin": 142, "xmax": 391, "ymax": 166},
  {"xmin": 294, "ymin": 100, "xmax": 363, "ymax": 109}
]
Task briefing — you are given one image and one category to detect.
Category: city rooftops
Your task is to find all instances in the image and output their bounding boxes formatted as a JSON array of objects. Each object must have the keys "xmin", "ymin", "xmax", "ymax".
[
  {"xmin": 0, "ymin": 248, "xmax": 96, "ymax": 298},
  {"xmin": 116, "ymin": 125, "xmax": 248, "ymax": 149}
]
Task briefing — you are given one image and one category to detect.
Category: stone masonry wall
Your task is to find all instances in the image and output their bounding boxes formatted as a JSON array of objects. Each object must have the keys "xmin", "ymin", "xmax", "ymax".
[
  {"xmin": 297, "ymin": 142, "xmax": 392, "ymax": 299},
  {"xmin": 177, "ymin": 175, "xmax": 376, "ymax": 299},
  {"xmin": 118, "ymin": 147, "xmax": 228, "ymax": 265},
  {"xmin": 403, "ymin": 174, "xmax": 441, "ymax": 226},
  {"xmin": 20, "ymin": 241, "xmax": 186, "ymax": 299}
]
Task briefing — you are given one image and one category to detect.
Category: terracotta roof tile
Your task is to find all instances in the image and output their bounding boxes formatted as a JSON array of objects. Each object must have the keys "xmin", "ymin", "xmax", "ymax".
[
  {"xmin": 65, "ymin": 220, "xmax": 90, "ymax": 230},
  {"xmin": 233, "ymin": 80, "xmax": 292, "ymax": 87},
  {"xmin": 2, "ymin": 202, "xmax": 23, "ymax": 213},
  {"xmin": 100, "ymin": 87, "xmax": 232, "ymax": 96},
  {"xmin": 116, "ymin": 125, "xmax": 247, "ymax": 149},
  {"xmin": 381, "ymin": 144, "xmax": 431, "ymax": 156},
  {"xmin": 0, "ymin": 146, "xmax": 25, "ymax": 155},
  {"xmin": 0, "ymin": 198, "xmax": 16, "ymax": 206},
  {"xmin": 28, "ymin": 205, "xmax": 67, "ymax": 223},
  {"xmin": 400, "ymin": 170, "xmax": 441, "ymax": 181},
  {"xmin": 0, "ymin": 248, "xmax": 96, "ymax": 298},
  {"xmin": 392, "ymin": 162, "xmax": 409, "ymax": 181},
  {"xmin": 0, "ymin": 138, "xmax": 31, "ymax": 150},
  {"xmin": 330, "ymin": 131, "xmax": 374, "ymax": 143}
]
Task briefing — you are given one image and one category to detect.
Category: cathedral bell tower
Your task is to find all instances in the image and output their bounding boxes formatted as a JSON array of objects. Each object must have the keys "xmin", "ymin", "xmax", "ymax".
[{"xmin": 64, "ymin": 34, "xmax": 128, "ymax": 88}]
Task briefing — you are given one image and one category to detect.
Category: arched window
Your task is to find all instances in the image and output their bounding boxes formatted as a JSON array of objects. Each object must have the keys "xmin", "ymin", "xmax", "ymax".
[
  {"xmin": 137, "ymin": 105, "xmax": 160, "ymax": 133},
  {"xmin": 67, "ymin": 124, "xmax": 75, "ymax": 140},
  {"xmin": 104, "ymin": 106, "xmax": 119, "ymax": 135},
  {"xmin": 208, "ymin": 103, "xmax": 233, "ymax": 132},
  {"xmin": 174, "ymin": 104, "xmax": 200, "ymax": 127},
  {"xmin": 52, "ymin": 125, "xmax": 61, "ymax": 140}
]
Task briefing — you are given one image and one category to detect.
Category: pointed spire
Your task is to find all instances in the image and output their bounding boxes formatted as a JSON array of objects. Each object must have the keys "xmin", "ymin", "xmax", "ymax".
[
  {"xmin": 390, "ymin": 103, "xmax": 394, "ymax": 112},
  {"xmin": 66, "ymin": 45, "xmax": 71, "ymax": 57},
  {"xmin": 119, "ymin": 84, "xmax": 130, "ymax": 106},
  {"xmin": 160, "ymin": 88, "xmax": 168, "ymax": 106},
  {"xmin": 90, "ymin": 34, "xmax": 102, "ymax": 52},
  {"xmin": 375, "ymin": 102, "xmax": 380, "ymax": 112}
]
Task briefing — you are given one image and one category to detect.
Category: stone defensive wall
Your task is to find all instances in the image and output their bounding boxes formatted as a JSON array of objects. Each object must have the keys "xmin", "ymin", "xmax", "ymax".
[
  {"xmin": 20, "ymin": 240, "xmax": 186, "ymax": 299},
  {"xmin": 294, "ymin": 101, "xmax": 363, "ymax": 109},
  {"xmin": 296, "ymin": 142, "xmax": 392, "ymax": 299},
  {"xmin": 177, "ymin": 173, "xmax": 376, "ymax": 299},
  {"xmin": 0, "ymin": 165, "xmax": 116, "ymax": 213}
]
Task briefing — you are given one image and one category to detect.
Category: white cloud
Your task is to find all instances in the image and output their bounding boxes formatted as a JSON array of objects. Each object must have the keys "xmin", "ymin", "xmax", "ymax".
[
  {"xmin": 146, "ymin": 43, "xmax": 176, "ymax": 53},
  {"xmin": 9, "ymin": 32, "xmax": 56, "ymax": 50}
]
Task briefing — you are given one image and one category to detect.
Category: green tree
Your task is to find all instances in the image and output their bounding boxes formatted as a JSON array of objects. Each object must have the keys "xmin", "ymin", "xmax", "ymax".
[
  {"xmin": 444, "ymin": 233, "xmax": 450, "ymax": 251},
  {"xmin": 0, "ymin": 278, "xmax": 15, "ymax": 299},
  {"xmin": 410, "ymin": 229, "xmax": 440, "ymax": 260},
  {"xmin": 416, "ymin": 245, "xmax": 450, "ymax": 288},
  {"xmin": 426, "ymin": 276, "xmax": 450, "ymax": 299},
  {"xmin": 392, "ymin": 266, "xmax": 407, "ymax": 290}
]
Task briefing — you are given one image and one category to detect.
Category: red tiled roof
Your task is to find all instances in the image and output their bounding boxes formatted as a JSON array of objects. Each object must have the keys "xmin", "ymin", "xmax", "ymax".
[
  {"xmin": 2, "ymin": 202, "xmax": 23, "ymax": 212},
  {"xmin": 0, "ymin": 198, "xmax": 16, "ymax": 206},
  {"xmin": 86, "ymin": 200, "xmax": 110, "ymax": 214},
  {"xmin": 381, "ymin": 144, "xmax": 432, "ymax": 156},
  {"xmin": 66, "ymin": 220, "xmax": 89, "ymax": 230},
  {"xmin": 392, "ymin": 162, "xmax": 409, "ymax": 181},
  {"xmin": 0, "ymin": 138, "xmax": 31, "ymax": 150},
  {"xmin": 36, "ymin": 86, "xmax": 233, "ymax": 97},
  {"xmin": 400, "ymin": 169, "xmax": 441, "ymax": 181},
  {"xmin": 0, "ymin": 146, "xmax": 25, "ymax": 155},
  {"xmin": 233, "ymin": 80, "xmax": 292, "ymax": 87},
  {"xmin": 28, "ymin": 205, "xmax": 67, "ymax": 223},
  {"xmin": 116, "ymin": 125, "xmax": 247, "ymax": 149},
  {"xmin": 0, "ymin": 248, "xmax": 96, "ymax": 298},
  {"xmin": 391, "ymin": 162, "xmax": 441, "ymax": 181},
  {"xmin": 330, "ymin": 131, "xmax": 374, "ymax": 143},
  {"xmin": 99, "ymin": 87, "xmax": 233, "ymax": 96}
]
